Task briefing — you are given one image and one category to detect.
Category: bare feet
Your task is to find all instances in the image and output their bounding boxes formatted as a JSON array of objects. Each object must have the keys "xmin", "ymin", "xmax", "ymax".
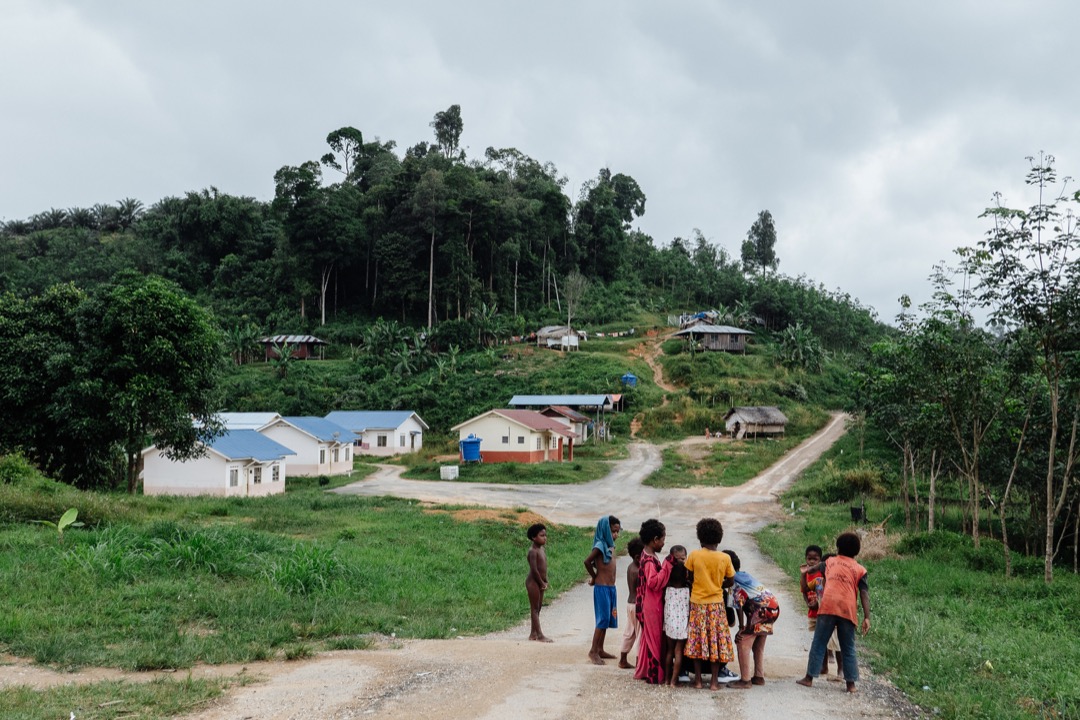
[
  {"xmin": 692, "ymin": 680, "xmax": 703, "ymax": 689},
  {"xmin": 598, "ymin": 650, "xmax": 617, "ymax": 659},
  {"xmin": 827, "ymin": 674, "xmax": 843, "ymax": 682},
  {"xmin": 529, "ymin": 634, "xmax": 553, "ymax": 643},
  {"xmin": 846, "ymin": 681, "xmax": 858, "ymax": 694},
  {"xmin": 709, "ymin": 682, "xmax": 721, "ymax": 691},
  {"xmin": 617, "ymin": 661, "xmax": 634, "ymax": 669},
  {"xmin": 588, "ymin": 652, "xmax": 605, "ymax": 665},
  {"xmin": 728, "ymin": 680, "xmax": 752, "ymax": 689},
  {"xmin": 796, "ymin": 676, "xmax": 814, "ymax": 688}
]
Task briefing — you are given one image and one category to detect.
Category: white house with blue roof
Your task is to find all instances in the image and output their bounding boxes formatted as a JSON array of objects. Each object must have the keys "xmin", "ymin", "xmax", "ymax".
[
  {"xmin": 140, "ymin": 429, "xmax": 295, "ymax": 497},
  {"xmin": 324, "ymin": 410, "xmax": 429, "ymax": 456},
  {"xmin": 257, "ymin": 416, "xmax": 357, "ymax": 477}
]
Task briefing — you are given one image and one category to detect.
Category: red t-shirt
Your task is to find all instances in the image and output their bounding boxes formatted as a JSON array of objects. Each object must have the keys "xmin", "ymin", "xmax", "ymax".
[{"xmin": 817, "ymin": 555, "xmax": 867, "ymax": 625}]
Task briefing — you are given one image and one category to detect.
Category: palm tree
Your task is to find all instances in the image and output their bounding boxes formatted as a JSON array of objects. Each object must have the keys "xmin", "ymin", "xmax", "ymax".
[{"xmin": 116, "ymin": 198, "xmax": 145, "ymax": 230}]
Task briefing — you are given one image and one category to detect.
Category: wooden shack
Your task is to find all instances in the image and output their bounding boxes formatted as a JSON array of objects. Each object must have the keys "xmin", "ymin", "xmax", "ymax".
[
  {"xmin": 672, "ymin": 323, "xmax": 753, "ymax": 353},
  {"xmin": 723, "ymin": 406, "xmax": 788, "ymax": 439}
]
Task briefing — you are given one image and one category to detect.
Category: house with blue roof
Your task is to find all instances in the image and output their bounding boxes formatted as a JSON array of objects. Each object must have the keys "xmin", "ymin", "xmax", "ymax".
[
  {"xmin": 324, "ymin": 410, "xmax": 429, "ymax": 456},
  {"xmin": 140, "ymin": 429, "xmax": 295, "ymax": 497},
  {"xmin": 258, "ymin": 417, "xmax": 358, "ymax": 476}
]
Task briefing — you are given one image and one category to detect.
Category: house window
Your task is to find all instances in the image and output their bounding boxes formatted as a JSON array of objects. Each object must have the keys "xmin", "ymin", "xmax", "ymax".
[
  {"xmin": 320, "ymin": 449, "xmax": 326, "ymax": 464},
  {"xmin": 253, "ymin": 466, "xmax": 262, "ymax": 484},
  {"xmin": 501, "ymin": 436, "xmax": 510, "ymax": 444},
  {"xmin": 344, "ymin": 447, "xmax": 350, "ymax": 461},
  {"xmin": 272, "ymin": 464, "xmax": 280, "ymax": 482},
  {"xmin": 399, "ymin": 434, "xmax": 405, "ymax": 447},
  {"xmin": 518, "ymin": 436, "xmax": 525, "ymax": 444},
  {"xmin": 333, "ymin": 448, "xmax": 339, "ymax": 463},
  {"xmin": 536, "ymin": 437, "xmax": 542, "ymax": 450},
  {"xmin": 377, "ymin": 435, "xmax": 387, "ymax": 447},
  {"xmin": 229, "ymin": 468, "xmax": 238, "ymax": 487}
]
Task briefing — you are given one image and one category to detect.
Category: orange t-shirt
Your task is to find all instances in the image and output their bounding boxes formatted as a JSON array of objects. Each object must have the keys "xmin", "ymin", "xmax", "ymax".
[
  {"xmin": 684, "ymin": 548, "xmax": 734, "ymax": 605},
  {"xmin": 817, "ymin": 555, "xmax": 867, "ymax": 625}
]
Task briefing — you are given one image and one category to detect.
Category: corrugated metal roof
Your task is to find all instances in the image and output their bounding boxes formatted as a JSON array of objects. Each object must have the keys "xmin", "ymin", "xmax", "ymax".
[
  {"xmin": 219, "ymin": 412, "xmax": 281, "ymax": 430},
  {"xmin": 672, "ymin": 324, "xmax": 754, "ymax": 336},
  {"xmin": 508, "ymin": 394, "xmax": 610, "ymax": 407},
  {"xmin": 209, "ymin": 430, "xmax": 296, "ymax": 461},
  {"xmin": 280, "ymin": 417, "xmax": 358, "ymax": 443},
  {"xmin": 324, "ymin": 410, "xmax": 430, "ymax": 432},
  {"xmin": 260, "ymin": 335, "xmax": 327, "ymax": 344},
  {"xmin": 723, "ymin": 406, "xmax": 788, "ymax": 425}
]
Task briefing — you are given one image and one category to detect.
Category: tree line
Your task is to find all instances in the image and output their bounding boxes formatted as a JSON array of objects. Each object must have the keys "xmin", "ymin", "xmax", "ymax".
[
  {"xmin": 1, "ymin": 105, "xmax": 881, "ymax": 352},
  {"xmin": 859, "ymin": 154, "xmax": 1080, "ymax": 584}
]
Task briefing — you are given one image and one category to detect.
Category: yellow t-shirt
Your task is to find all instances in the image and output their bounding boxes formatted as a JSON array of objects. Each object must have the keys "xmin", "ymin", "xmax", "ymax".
[{"xmin": 685, "ymin": 548, "xmax": 734, "ymax": 605}]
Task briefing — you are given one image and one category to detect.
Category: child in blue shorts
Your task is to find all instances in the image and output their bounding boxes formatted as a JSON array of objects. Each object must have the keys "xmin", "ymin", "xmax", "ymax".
[{"xmin": 584, "ymin": 515, "xmax": 622, "ymax": 665}]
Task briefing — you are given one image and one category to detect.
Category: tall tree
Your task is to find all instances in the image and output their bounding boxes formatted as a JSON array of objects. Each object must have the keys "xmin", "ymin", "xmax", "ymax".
[
  {"xmin": 431, "ymin": 105, "xmax": 464, "ymax": 160},
  {"xmin": 80, "ymin": 274, "xmax": 224, "ymax": 493},
  {"xmin": 741, "ymin": 210, "xmax": 779, "ymax": 276},
  {"xmin": 968, "ymin": 153, "xmax": 1080, "ymax": 583}
]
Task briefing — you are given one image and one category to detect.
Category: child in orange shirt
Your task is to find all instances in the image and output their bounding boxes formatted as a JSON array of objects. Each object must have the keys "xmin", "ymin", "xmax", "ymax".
[{"xmin": 796, "ymin": 532, "xmax": 871, "ymax": 693}]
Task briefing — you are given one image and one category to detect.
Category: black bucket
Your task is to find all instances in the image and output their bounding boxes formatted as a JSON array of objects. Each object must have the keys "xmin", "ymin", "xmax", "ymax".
[{"xmin": 850, "ymin": 506, "xmax": 864, "ymax": 523}]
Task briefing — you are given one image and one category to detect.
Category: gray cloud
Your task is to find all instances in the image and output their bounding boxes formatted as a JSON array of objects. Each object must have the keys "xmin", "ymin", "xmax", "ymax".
[{"xmin": 3, "ymin": 0, "xmax": 1077, "ymax": 320}]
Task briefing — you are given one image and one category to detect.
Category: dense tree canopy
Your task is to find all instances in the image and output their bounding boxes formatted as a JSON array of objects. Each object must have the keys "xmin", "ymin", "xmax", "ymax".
[{"xmin": 0, "ymin": 275, "xmax": 223, "ymax": 491}]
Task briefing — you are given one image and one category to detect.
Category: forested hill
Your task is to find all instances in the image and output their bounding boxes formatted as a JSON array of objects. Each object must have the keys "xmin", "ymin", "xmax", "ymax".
[{"xmin": 1, "ymin": 105, "xmax": 883, "ymax": 350}]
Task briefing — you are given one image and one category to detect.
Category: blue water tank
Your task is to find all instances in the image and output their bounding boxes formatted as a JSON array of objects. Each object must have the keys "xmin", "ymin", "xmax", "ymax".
[
  {"xmin": 621, "ymin": 372, "xmax": 638, "ymax": 387},
  {"xmin": 459, "ymin": 434, "xmax": 482, "ymax": 462}
]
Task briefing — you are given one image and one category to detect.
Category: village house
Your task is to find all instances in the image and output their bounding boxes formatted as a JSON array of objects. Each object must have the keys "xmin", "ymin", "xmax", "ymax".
[
  {"xmin": 324, "ymin": 410, "xmax": 429, "ymax": 456},
  {"xmin": 723, "ymin": 406, "xmax": 788, "ymax": 439},
  {"xmin": 140, "ymin": 429, "xmax": 294, "ymax": 497},
  {"xmin": 259, "ymin": 334, "xmax": 327, "ymax": 360},
  {"xmin": 451, "ymin": 409, "xmax": 575, "ymax": 463},
  {"xmin": 539, "ymin": 405, "xmax": 592, "ymax": 443},
  {"xmin": 535, "ymin": 325, "xmax": 583, "ymax": 351},
  {"xmin": 257, "ymin": 416, "xmax": 357, "ymax": 476},
  {"xmin": 672, "ymin": 323, "xmax": 754, "ymax": 353}
]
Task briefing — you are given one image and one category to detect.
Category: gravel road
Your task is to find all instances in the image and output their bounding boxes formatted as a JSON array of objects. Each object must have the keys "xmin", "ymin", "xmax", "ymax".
[{"xmin": 1, "ymin": 414, "xmax": 921, "ymax": 719}]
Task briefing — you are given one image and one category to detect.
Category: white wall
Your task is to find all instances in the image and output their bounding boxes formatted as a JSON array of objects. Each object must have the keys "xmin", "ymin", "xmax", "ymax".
[{"xmin": 142, "ymin": 449, "xmax": 285, "ymax": 497}]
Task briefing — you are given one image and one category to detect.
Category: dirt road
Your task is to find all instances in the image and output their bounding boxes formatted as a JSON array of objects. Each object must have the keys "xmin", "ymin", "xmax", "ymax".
[{"xmin": 1, "ymin": 414, "xmax": 917, "ymax": 719}]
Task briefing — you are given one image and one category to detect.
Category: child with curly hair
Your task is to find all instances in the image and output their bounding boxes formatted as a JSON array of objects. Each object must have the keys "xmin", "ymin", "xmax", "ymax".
[{"xmin": 683, "ymin": 518, "xmax": 737, "ymax": 689}]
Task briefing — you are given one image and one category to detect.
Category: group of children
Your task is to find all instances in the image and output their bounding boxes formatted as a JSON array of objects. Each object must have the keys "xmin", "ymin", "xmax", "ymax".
[{"xmin": 527, "ymin": 517, "xmax": 870, "ymax": 693}]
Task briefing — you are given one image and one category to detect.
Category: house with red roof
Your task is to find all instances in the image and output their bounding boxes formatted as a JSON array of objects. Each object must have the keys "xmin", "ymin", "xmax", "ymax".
[
  {"xmin": 451, "ymin": 409, "xmax": 576, "ymax": 463},
  {"xmin": 539, "ymin": 405, "xmax": 592, "ymax": 443}
]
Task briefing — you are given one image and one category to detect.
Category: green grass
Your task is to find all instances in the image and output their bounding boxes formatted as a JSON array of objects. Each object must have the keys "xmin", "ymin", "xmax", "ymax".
[
  {"xmin": 0, "ymin": 481, "xmax": 597, "ymax": 675},
  {"xmin": 756, "ymin": 425, "xmax": 1080, "ymax": 720},
  {"xmin": 398, "ymin": 441, "xmax": 627, "ymax": 484},
  {"xmin": 0, "ymin": 676, "xmax": 238, "ymax": 720},
  {"xmin": 646, "ymin": 406, "xmax": 830, "ymax": 488}
]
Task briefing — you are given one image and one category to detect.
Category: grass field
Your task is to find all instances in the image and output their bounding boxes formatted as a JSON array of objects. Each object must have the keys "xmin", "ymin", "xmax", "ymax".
[
  {"xmin": 0, "ymin": 474, "xmax": 599, "ymax": 674},
  {"xmin": 395, "ymin": 440, "xmax": 628, "ymax": 484},
  {"xmin": 757, "ymin": 427, "xmax": 1080, "ymax": 720}
]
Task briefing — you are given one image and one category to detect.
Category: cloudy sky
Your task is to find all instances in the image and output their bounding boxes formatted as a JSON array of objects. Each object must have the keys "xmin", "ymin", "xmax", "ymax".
[{"xmin": 3, "ymin": 1, "xmax": 1078, "ymax": 322}]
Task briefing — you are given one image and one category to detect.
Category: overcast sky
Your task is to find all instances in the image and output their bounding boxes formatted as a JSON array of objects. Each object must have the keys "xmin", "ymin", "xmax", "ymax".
[{"xmin": 3, "ymin": 1, "xmax": 1078, "ymax": 323}]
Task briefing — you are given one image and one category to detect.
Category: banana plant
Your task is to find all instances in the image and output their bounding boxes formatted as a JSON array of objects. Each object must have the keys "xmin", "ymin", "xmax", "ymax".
[{"xmin": 35, "ymin": 507, "xmax": 83, "ymax": 543}]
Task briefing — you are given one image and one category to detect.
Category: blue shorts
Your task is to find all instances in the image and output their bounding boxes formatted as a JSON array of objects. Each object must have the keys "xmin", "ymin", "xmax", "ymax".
[{"xmin": 593, "ymin": 585, "xmax": 618, "ymax": 629}]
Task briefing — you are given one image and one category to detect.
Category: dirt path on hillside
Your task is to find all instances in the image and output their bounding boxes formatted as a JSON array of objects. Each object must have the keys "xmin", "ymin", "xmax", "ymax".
[
  {"xmin": 0, "ymin": 414, "xmax": 919, "ymax": 720},
  {"xmin": 629, "ymin": 332, "xmax": 675, "ymax": 437}
]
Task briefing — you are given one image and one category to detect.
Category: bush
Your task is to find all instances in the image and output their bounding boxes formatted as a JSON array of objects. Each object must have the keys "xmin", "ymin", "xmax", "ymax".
[{"xmin": 0, "ymin": 453, "xmax": 44, "ymax": 485}]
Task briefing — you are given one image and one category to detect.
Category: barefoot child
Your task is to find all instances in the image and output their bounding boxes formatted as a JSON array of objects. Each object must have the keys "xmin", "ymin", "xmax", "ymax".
[
  {"xmin": 526, "ymin": 523, "xmax": 553, "ymax": 642},
  {"xmin": 684, "ymin": 518, "xmax": 737, "ymax": 689},
  {"xmin": 726, "ymin": 550, "xmax": 779, "ymax": 689},
  {"xmin": 584, "ymin": 515, "xmax": 621, "ymax": 665},
  {"xmin": 801, "ymin": 545, "xmax": 842, "ymax": 679},
  {"xmin": 618, "ymin": 537, "xmax": 645, "ymax": 669},
  {"xmin": 663, "ymin": 545, "xmax": 690, "ymax": 686},
  {"xmin": 797, "ymin": 532, "xmax": 871, "ymax": 694},
  {"xmin": 634, "ymin": 518, "xmax": 672, "ymax": 684}
]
